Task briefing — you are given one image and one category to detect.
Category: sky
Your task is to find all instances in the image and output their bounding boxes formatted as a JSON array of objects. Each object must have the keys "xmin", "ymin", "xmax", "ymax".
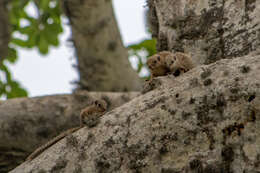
[{"xmin": 5, "ymin": 0, "xmax": 149, "ymax": 98}]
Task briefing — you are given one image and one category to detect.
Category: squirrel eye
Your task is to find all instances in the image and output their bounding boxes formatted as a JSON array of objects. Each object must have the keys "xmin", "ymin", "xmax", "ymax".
[
  {"xmin": 153, "ymin": 60, "xmax": 157, "ymax": 64},
  {"xmin": 98, "ymin": 103, "xmax": 101, "ymax": 107},
  {"xmin": 171, "ymin": 60, "xmax": 174, "ymax": 64}
]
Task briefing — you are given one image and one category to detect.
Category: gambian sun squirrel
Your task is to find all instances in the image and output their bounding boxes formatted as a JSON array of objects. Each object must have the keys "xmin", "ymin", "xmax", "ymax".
[
  {"xmin": 147, "ymin": 51, "xmax": 194, "ymax": 81},
  {"xmin": 26, "ymin": 99, "xmax": 107, "ymax": 161},
  {"xmin": 80, "ymin": 99, "xmax": 107, "ymax": 127}
]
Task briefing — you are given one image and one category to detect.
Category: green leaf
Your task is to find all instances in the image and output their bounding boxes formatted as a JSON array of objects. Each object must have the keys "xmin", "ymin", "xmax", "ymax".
[
  {"xmin": 26, "ymin": 32, "xmax": 38, "ymax": 48},
  {"xmin": 41, "ymin": 13, "xmax": 51, "ymax": 24},
  {"xmin": 0, "ymin": 63, "xmax": 28, "ymax": 99},
  {"xmin": 40, "ymin": 0, "xmax": 50, "ymax": 11},
  {"xmin": 19, "ymin": 26, "xmax": 34, "ymax": 35},
  {"xmin": 26, "ymin": 16, "xmax": 37, "ymax": 26},
  {"xmin": 137, "ymin": 56, "xmax": 143, "ymax": 73},
  {"xmin": 7, "ymin": 47, "xmax": 18, "ymax": 63},
  {"xmin": 51, "ymin": 14, "xmax": 61, "ymax": 24},
  {"xmin": 0, "ymin": 81, "xmax": 5, "ymax": 94},
  {"xmin": 49, "ymin": 23, "xmax": 63, "ymax": 34},
  {"xmin": 20, "ymin": 0, "xmax": 30, "ymax": 8},
  {"xmin": 0, "ymin": 64, "xmax": 11, "ymax": 82},
  {"xmin": 128, "ymin": 39, "xmax": 157, "ymax": 57},
  {"xmin": 11, "ymin": 38, "xmax": 28, "ymax": 47},
  {"xmin": 6, "ymin": 81, "xmax": 28, "ymax": 99},
  {"xmin": 38, "ymin": 34, "xmax": 49, "ymax": 54},
  {"xmin": 9, "ymin": 12, "xmax": 19, "ymax": 25},
  {"xmin": 43, "ymin": 27, "xmax": 59, "ymax": 46},
  {"xmin": 50, "ymin": 1, "xmax": 62, "ymax": 17}
]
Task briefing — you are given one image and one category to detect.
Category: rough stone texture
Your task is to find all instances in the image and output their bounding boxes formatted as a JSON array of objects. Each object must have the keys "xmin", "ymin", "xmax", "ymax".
[
  {"xmin": 148, "ymin": 0, "xmax": 260, "ymax": 65},
  {"xmin": 11, "ymin": 54, "xmax": 260, "ymax": 172},
  {"xmin": 0, "ymin": 91, "xmax": 139, "ymax": 172}
]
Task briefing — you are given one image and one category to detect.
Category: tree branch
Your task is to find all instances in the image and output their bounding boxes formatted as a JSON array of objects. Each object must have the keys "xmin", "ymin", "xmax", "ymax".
[
  {"xmin": 0, "ymin": 91, "xmax": 139, "ymax": 172},
  {"xmin": 10, "ymin": 54, "xmax": 260, "ymax": 172}
]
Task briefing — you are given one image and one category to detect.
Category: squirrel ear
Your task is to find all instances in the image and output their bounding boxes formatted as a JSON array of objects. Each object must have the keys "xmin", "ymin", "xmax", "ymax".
[
  {"xmin": 157, "ymin": 56, "xmax": 160, "ymax": 61},
  {"xmin": 94, "ymin": 100, "xmax": 98, "ymax": 105}
]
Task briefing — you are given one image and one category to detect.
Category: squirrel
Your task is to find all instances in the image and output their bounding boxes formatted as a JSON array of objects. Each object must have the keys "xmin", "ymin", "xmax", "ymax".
[
  {"xmin": 146, "ymin": 51, "xmax": 172, "ymax": 82},
  {"xmin": 147, "ymin": 51, "xmax": 194, "ymax": 81},
  {"xmin": 26, "ymin": 99, "xmax": 107, "ymax": 161},
  {"xmin": 165, "ymin": 52, "xmax": 194, "ymax": 77},
  {"xmin": 80, "ymin": 99, "xmax": 107, "ymax": 127}
]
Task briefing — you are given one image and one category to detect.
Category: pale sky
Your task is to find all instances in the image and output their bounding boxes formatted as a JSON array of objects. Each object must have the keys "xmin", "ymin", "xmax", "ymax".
[{"xmin": 5, "ymin": 0, "xmax": 149, "ymax": 98}]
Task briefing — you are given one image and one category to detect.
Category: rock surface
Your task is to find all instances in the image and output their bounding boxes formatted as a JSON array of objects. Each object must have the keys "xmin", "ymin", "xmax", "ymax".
[{"xmin": 11, "ymin": 54, "xmax": 260, "ymax": 172}]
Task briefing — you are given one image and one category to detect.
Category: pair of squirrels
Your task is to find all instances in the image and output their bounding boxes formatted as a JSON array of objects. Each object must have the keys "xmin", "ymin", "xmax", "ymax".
[
  {"xmin": 147, "ymin": 51, "xmax": 194, "ymax": 82},
  {"xmin": 26, "ymin": 51, "xmax": 194, "ymax": 161}
]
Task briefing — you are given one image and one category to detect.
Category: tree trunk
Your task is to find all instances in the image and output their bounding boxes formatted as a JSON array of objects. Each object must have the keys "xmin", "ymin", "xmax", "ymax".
[
  {"xmin": 0, "ymin": 0, "xmax": 10, "ymax": 62},
  {"xmin": 0, "ymin": 91, "xmax": 139, "ymax": 172},
  {"xmin": 62, "ymin": 0, "xmax": 141, "ymax": 91},
  {"xmin": 11, "ymin": 54, "xmax": 260, "ymax": 172},
  {"xmin": 148, "ymin": 0, "xmax": 260, "ymax": 65}
]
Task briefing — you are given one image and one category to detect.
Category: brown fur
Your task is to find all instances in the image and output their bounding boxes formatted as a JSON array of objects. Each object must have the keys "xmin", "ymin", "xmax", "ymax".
[
  {"xmin": 166, "ymin": 52, "xmax": 194, "ymax": 75},
  {"xmin": 146, "ymin": 51, "xmax": 172, "ymax": 81},
  {"xmin": 80, "ymin": 99, "xmax": 107, "ymax": 127},
  {"xmin": 147, "ymin": 51, "xmax": 194, "ymax": 81}
]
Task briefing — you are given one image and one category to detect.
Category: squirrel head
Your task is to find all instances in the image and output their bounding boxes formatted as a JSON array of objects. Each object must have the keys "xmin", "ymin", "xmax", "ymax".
[
  {"xmin": 93, "ymin": 99, "xmax": 107, "ymax": 112},
  {"xmin": 147, "ymin": 51, "xmax": 173, "ymax": 70},
  {"xmin": 147, "ymin": 54, "xmax": 161, "ymax": 70}
]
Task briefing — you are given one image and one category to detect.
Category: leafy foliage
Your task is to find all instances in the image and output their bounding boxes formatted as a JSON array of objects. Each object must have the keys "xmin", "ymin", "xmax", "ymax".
[
  {"xmin": 0, "ymin": 0, "xmax": 63, "ymax": 99},
  {"xmin": 0, "ymin": 61, "xmax": 27, "ymax": 99},
  {"xmin": 128, "ymin": 38, "xmax": 157, "ymax": 77},
  {"xmin": 10, "ymin": 0, "xmax": 62, "ymax": 53}
]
